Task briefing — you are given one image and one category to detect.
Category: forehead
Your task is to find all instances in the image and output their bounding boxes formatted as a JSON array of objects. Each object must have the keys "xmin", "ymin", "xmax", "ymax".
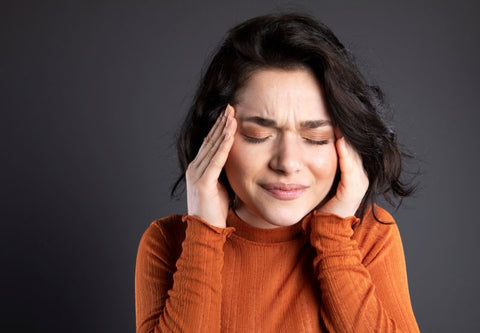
[{"xmin": 234, "ymin": 68, "xmax": 331, "ymax": 122}]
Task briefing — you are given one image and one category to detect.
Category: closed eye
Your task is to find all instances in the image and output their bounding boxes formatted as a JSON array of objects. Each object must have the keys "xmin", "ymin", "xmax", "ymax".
[
  {"xmin": 304, "ymin": 138, "xmax": 329, "ymax": 145},
  {"xmin": 242, "ymin": 135, "xmax": 269, "ymax": 143},
  {"xmin": 243, "ymin": 135, "xmax": 329, "ymax": 145}
]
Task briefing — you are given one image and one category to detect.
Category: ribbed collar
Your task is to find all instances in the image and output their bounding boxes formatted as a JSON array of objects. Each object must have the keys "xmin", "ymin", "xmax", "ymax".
[{"xmin": 226, "ymin": 208, "xmax": 311, "ymax": 243}]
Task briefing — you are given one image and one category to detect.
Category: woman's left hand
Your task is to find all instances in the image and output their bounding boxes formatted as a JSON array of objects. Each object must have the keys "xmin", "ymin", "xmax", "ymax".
[{"xmin": 316, "ymin": 135, "xmax": 369, "ymax": 218}]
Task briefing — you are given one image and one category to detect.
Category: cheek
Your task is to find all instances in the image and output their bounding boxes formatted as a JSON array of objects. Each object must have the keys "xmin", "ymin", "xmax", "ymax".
[
  {"xmin": 224, "ymin": 139, "xmax": 256, "ymax": 182},
  {"xmin": 225, "ymin": 142, "xmax": 241, "ymax": 175},
  {"xmin": 310, "ymin": 146, "xmax": 338, "ymax": 180},
  {"xmin": 226, "ymin": 131, "xmax": 270, "ymax": 168}
]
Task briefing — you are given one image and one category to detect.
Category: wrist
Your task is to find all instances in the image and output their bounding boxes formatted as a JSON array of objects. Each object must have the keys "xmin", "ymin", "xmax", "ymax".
[{"xmin": 316, "ymin": 200, "xmax": 358, "ymax": 218}]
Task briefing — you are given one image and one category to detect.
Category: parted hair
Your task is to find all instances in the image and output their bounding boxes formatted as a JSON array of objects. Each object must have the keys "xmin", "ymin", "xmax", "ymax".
[{"xmin": 171, "ymin": 13, "xmax": 415, "ymax": 222}]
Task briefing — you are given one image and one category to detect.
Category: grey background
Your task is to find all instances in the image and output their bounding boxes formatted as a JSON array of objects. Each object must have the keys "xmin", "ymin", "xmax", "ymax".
[{"xmin": 2, "ymin": 1, "xmax": 479, "ymax": 332}]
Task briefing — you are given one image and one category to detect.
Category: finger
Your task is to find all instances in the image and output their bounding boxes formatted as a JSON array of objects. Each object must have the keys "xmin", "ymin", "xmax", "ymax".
[
  {"xmin": 197, "ymin": 128, "xmax": 227, "ymax": 173},
  {"xmin": 337, "ymin": 137, "xmax": 357, "ymax": 174},
  {"xmin": 195, "ymin": 105, "xmax": 233, "ymax": 170},
  {"xmin": 193, "ymin": 107, "xmax": 226, "ymax": 164},
  {"xmin": 192, "ymin": 105, "xmax": 229, "ymax": 168},
  {"xmin": 201, "ymin": 113, "xmax": 237, "ymax": 182},
  {"xmin": 197, "ymin": 105, "xmax": 235, "ymax": 173},
  {"xmin": 187, "ymin": 107, "xmax": 228, "ymax": 183},
  {"xmin": 336, "ymin": 138, "xmax": 368, "ymax": 187}
]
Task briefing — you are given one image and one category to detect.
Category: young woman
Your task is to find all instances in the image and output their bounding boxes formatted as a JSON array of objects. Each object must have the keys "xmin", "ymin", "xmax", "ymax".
[{"xmin": 135, "ymin": 13, "xmax": 419, "ymax": 332}]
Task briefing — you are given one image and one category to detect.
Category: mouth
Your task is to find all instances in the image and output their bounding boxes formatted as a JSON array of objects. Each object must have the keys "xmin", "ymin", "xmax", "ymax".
[{"xmin": 260, "ymin": 183, "xmax": 308, "ymax": 201}]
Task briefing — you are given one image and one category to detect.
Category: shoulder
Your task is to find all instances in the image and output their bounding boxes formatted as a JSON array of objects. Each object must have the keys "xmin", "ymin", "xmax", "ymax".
[
  {"xmin": 137, "ymin": 214, "xmax": 186, "ymax": 265},
  {"xmin": 353, "ymin": 205, "xmax": 404, "ymax": 267},
  {"xmin": 139, "ymin": 214, "xmax": 186, "ymax": 245}
]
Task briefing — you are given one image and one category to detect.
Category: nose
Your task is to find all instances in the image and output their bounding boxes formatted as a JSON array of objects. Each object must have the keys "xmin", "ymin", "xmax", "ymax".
[{"xmin": 268, "ymin": 133, "xmax": 303, "ymax": 175}]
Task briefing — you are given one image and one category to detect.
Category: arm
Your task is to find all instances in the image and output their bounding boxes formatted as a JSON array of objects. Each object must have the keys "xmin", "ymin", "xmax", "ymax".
[
  {"xmin": 309, "ymin": 211, "xmax": 419, "ymax": 332},
  {"xmin": 312, "ymin": 135, "xmax": 419, "ymax": 332},
  {"xmin": 135, "ymin": 105, "xmax": 237, "ymax": 332},
  {"xmin": 135, "ymin": 216, "xmax": 234, "ymax": 333}
]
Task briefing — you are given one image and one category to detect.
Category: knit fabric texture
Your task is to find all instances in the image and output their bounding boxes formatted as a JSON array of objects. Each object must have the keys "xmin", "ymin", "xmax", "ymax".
[{"xmin": 135, "ymin": 206, "xmax": 419, "ymax": 332}]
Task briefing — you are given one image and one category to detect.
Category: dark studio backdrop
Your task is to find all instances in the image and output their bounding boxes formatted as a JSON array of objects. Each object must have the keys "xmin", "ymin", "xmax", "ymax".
[{"xmin": 2, "ymin": 0, "xmax": 479, "ymax": 332}]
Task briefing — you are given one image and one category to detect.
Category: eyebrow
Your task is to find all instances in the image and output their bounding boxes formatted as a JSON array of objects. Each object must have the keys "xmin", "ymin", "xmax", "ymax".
[{"xmin": 241, "ymin": 116, "xmax": 332, "ymax": 129}]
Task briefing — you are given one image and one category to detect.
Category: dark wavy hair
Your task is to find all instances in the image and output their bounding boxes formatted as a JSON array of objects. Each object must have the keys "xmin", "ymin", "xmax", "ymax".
[{"xmin": 171, "ymin": 13, "xmax": 415, "ymax": 223}]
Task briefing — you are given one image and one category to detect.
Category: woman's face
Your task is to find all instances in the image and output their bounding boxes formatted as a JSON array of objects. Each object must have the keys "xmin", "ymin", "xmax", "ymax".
[{"xmin": 225, "ymin": 68, "xmax": 338, "ymax": 228}]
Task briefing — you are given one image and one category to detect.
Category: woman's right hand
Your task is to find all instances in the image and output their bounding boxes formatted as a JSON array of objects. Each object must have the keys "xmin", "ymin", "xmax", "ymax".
[{"xmin": 186, "ymin": 104, "xmax": 237, "ymax": 228}]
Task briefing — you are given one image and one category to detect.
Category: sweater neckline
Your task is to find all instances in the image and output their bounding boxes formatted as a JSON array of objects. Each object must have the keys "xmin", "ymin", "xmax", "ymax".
[{"xmin": 226, "ymin": 208, "xmax": 309, "ymax": 243}]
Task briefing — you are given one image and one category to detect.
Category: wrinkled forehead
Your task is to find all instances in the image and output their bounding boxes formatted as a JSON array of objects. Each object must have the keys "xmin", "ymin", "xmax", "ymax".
[{"xmin": 233, "ymin": 69, "xmax": 331, "ymax": 127}]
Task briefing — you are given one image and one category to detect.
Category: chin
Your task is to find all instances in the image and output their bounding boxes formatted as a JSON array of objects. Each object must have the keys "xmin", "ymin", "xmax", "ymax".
[{"xmin": 258, "ymin": 204, "xmax": 314, "ymax": 227}]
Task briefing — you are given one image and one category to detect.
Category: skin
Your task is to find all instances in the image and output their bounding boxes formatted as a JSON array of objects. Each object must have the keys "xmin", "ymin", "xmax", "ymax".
[{"xmin": 186, "ymin": 68, "xmax": 369, "ymax": 229}]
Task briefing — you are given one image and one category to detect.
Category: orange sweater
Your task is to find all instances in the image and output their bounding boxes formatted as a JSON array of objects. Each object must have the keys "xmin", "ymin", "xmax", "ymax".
[{"xmin": 135, "ymin": 206, "xmax": 419, "ymax": 332}]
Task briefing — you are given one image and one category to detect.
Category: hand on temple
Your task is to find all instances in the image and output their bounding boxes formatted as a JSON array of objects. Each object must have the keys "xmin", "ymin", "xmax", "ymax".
[
  {"xmin": 185, "ymin": 105, "xmax": 237, "ymax": 228},
  {"xmin": 316, "ymin": 133, "xmax": 369, "ymax": 218}
]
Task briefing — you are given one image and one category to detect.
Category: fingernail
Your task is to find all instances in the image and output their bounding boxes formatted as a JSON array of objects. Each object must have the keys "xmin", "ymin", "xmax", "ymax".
[{"xmin": 225, "ymin": 104, "xmax": 231, "ymax": 116}]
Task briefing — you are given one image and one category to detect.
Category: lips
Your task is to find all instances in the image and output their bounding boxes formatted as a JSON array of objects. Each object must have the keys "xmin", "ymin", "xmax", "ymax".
[{"xmin": 260, "ymin": 183, "xmax": 308, "ymax": 200}]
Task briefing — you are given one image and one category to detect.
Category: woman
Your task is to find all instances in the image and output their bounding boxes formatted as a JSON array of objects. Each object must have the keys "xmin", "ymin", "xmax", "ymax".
[{"xmin": 135, "ymin": 13, "xmax": 419, "ymax": 332}]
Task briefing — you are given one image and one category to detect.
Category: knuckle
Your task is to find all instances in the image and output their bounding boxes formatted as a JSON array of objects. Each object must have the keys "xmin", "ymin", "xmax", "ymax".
[
  {"xmin": 205, "ymin": 130, "xmax": 216, "ymax": 144},
  {"xmin": 210, "ymin": 158, "xmax": 223, "ymax": 169},
  {"xmin": 185, "ymin": 164, "xmax": 196, "ymax": 178},
  {"xmin": 186, "ymin": 162, "xmax": 194, "ymax": 173},
  {"xmin": 206, "ymin": 149, "xmax": 215, "ymax": 160}
]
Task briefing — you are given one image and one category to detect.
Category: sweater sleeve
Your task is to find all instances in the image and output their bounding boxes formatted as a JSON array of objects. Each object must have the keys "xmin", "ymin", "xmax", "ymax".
[
  {"xmin": 309, "ymin": 210, "xmax": 420, "ymax": 333},
  {"xmin": 135, "ymin": 215, "xmax": 235, "ymax": 333}
]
